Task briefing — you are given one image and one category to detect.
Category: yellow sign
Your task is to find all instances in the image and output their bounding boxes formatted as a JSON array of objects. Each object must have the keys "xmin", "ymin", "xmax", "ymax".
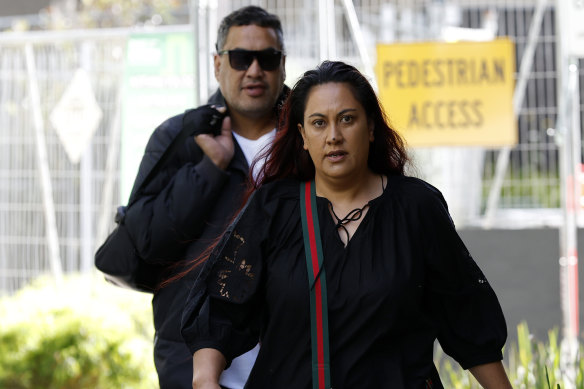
[{"xmin": 375, "ymin": 39, "xmax": 516, "ymax": 147}]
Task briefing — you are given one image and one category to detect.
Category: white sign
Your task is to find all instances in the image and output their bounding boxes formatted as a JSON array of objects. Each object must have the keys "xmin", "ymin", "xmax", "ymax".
[
  {"xmin": 568, "ymin": 0, "xmax": 584, "ymax": 57},
  {"xmin": 50, "ymin": 69, "xmax": 103, "ymax": 164}
]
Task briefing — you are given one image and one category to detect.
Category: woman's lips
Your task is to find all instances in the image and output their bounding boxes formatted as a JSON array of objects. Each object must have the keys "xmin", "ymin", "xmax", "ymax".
[{"xmin": 325, "ymin": 150, "xmax": 347, "ymax": 162}]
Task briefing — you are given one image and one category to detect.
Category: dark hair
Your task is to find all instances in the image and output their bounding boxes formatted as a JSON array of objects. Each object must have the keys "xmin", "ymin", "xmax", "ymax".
[
  {"xmin": 161, "ymin": 61, "xmax": 408, "ymax": 286},
  {"xmin": 254, "ymin": 60, "xmax": 408, "ymax": 187},
  {"xmin": 216, "ymin": 6, "xmax": 284, "ymax": 52}
]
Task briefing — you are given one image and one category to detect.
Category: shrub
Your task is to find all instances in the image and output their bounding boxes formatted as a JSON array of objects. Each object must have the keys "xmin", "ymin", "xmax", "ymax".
[
  {"xmin": 0, "ymin": 275, "xmax": 157, "ymax": 389},
  {"xmin": 435, "ymin": 322, "xmax": 583, "ymax": 388},
  {"xmin": 5, "ymin": 276, "xmax": 582, "ymax": 388}
]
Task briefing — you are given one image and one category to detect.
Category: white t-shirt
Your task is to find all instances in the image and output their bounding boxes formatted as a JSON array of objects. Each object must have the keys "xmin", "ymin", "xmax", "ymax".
[
  {"xmin": 219, "ymin": 344, "xmax": 260, "ymax": 388},
  {"xmin": 232, "ymin": 129, "xmax": 277, "ymax": 182},
  {"xmin": 218, "ymin": 129, "xmax": 275, "ymax": 389}
]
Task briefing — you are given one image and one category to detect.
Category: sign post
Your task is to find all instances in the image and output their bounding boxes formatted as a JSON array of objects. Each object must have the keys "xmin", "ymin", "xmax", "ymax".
[{"xmin": 557, "ymin": 0, "xmax": 583, "ymax": 387}]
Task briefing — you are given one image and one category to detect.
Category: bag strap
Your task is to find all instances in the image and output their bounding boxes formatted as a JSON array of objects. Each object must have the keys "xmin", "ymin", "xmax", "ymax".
[
  {"xmin": 300, "ymin": 180, "xmax": 331, "ymax": 389},
  {"xmin": 126, "ymin": 107, "xmax": 216, "ymax": 209}
]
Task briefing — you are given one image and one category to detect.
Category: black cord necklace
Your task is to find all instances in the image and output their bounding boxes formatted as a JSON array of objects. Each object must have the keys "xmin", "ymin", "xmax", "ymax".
[
  {"xmin": 328, "ymin": 175, "xmax": 385, "ymax": 244},
  {"xmin": 328, "ymin": 202, "xmax": 369, "ymax": 244}
]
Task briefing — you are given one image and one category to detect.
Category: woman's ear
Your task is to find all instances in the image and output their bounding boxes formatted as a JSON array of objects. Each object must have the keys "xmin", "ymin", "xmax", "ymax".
[
  {"xmin": 368, "ymin": 121, "xmax": 375, "ymax": 142},
  {"xmin": 298, "ymin": 123, "xmax": 308, "ymax": 150}
]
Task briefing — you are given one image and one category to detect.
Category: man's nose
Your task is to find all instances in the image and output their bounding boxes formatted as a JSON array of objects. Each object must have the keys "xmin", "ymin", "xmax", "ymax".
[{"xmin": 246, "ymin": 58, "xmax": 264, "ymax": 76}]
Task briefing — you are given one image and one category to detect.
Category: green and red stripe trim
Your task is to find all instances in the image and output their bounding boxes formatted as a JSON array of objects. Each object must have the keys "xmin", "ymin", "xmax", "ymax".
[{"xmin": 300, "ymin": 180, "xmax": 331, "ymax": 389}]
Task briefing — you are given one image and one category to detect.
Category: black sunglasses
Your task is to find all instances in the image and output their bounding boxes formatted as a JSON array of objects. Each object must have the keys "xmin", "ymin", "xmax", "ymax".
[{"xmin": 217, "ymin": 48, "xmax": 283, "ymax": 71}]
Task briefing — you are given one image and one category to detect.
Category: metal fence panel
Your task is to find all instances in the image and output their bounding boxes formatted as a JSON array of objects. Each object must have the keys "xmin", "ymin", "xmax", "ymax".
[
  {"xmin": 0, "ymin": 31, "xmax": 127, "ymax": 295},
  {"xmin": 242, "ymin": 0, "xmax": 582, "ymax": 226},
  {"xmin": 0, "ymin": 0, "xmax": 582, "ymax": 295}
]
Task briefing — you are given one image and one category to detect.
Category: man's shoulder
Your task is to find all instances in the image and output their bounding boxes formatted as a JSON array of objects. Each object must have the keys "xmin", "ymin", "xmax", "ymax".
[
  {"xmin": 150, "ymin": 112, "xmax": 186, "ymax": 143},
  {"xmin": 146, "ymin": 106, "xmax": 200, "ymax": 152}
]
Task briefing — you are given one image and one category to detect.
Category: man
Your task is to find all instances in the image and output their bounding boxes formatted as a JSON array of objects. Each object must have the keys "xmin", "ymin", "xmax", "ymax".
[{"xmin": 122, "ymin": 6, "xmax": 287, "ymax": 388}]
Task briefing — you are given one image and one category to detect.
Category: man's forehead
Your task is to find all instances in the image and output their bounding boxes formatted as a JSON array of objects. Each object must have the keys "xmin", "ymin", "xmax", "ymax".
[{"xmin": 223, "ymin": 25, "xmax": 280, "ymax": 49}]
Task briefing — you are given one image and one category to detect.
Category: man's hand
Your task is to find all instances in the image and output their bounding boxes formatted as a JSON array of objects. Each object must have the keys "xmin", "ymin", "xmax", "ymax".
[{"xmin": 194, "ymin": 107, "xmax": 235, "ymax": 170}]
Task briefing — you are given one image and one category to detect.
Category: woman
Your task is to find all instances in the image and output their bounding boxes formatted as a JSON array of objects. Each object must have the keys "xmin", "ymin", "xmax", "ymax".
[{"xmin": 181, "ymin": 61, "xmax": 511, "ymax": 388}]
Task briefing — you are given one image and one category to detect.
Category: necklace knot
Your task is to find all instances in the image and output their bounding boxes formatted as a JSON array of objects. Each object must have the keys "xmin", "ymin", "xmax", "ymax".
[{"xmin": 328, "ymin": 202, "xmax": 370, "ymax": 244}]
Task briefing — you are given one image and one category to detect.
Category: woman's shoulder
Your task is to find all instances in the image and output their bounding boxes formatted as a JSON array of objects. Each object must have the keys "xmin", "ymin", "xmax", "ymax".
[
  {"xmin": 255, "ymin": 178, "xmax": 301, "ymax": 201},
  {"xmin": 387, "ymin": 175, "xmax": 441, "ymax": 196},
  {"xmin": 247, "ymin": 178, "xmax": 301, "ymax": 213},
  {"xmin": 385, "ymin": 175, "xmax": 447, "ymax": 208}
]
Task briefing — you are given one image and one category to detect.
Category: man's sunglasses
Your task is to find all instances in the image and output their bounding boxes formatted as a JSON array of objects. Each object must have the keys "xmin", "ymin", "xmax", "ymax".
[{"xmin": 217, "ymin": 48, "xmax": 283, "ymax": 71}]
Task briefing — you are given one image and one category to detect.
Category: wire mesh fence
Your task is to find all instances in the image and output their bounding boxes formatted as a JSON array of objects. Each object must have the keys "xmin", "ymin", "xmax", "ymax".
[
  {"xmin": 0, "ymin": 30, "xmax": 127, "ymax": 294},
  {"xmin": 0, "ymin": 0, "xmax": 582, "ymax": 295}
]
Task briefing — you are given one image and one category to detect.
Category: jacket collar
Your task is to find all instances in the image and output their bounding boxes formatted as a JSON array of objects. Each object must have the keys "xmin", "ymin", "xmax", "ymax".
[{"xmin": 229, "ymin": 136, "xmax": 249, "ymax": 175}]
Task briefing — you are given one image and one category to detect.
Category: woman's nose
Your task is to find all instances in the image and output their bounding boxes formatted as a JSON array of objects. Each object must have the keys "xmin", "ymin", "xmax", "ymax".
[{"xmin": 327, "ymin": 124, "xmax": 342, "ymax": 144}]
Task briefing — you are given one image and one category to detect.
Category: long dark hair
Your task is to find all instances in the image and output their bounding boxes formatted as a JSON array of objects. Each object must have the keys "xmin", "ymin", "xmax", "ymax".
[
  {"xmin": 252, "ymin": 60, "xmax": 409, "ymax": 188},
  {"xmin": 161, "ymin": 61, "xmax": 409, "ymax": 286}
]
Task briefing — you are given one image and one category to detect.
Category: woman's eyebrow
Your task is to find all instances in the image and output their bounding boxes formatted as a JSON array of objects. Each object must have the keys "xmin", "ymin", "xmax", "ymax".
[
  {"xmin": 308, "ymin": 108, "xmax": 357, "ymax": 119},
  {"xmin": 338, "ymin": 108, "xmax": 357, "ymax": 115}
]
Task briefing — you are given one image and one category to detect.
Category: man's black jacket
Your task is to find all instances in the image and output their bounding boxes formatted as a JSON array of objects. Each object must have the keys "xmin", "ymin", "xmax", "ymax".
[{"xmin": 124, "ymin": 89, "xmax": 274, "ymax": 342}]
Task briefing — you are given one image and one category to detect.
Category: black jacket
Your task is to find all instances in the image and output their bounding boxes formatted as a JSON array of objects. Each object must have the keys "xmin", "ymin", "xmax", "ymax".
[{"xmin": 124, "ymin": 88, "xmax": 286, "ymax": 342}]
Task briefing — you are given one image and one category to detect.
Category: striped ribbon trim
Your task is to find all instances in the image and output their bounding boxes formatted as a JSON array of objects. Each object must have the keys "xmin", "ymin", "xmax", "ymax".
[{"xmin": 300, "ymin": 180, "xmax": 331, "ymax": 389}]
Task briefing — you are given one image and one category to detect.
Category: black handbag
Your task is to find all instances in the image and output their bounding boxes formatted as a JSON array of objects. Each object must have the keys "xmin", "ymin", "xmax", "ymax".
[
  {"xmin": 94, "ymin": 106, "xmax": 224, "ymax": 292},
  {"xmin": 94, "ymin": 206, "xmax": 163, "ymax": 292}
]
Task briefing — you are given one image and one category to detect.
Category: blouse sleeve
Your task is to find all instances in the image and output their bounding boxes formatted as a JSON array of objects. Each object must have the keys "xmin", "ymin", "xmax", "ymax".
[
  {"xmin": 420, "ymin": 186, "xmax": 507, "ymax": 370},
  {"xmin": 181, "ymin": 190, "xmax": 270, "ymax": 365}
]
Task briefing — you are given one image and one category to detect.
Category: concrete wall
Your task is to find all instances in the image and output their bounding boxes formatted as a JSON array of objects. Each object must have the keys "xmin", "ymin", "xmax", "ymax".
[{"xmin": 459, "ymin": 228, "xmax": 584, "ymax": 343}]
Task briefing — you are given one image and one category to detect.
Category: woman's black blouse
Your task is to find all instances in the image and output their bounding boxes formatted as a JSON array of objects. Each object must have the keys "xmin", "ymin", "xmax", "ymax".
[{"xmin": 181, "ymin": 176, "xmax": 507, "ymax": 388}]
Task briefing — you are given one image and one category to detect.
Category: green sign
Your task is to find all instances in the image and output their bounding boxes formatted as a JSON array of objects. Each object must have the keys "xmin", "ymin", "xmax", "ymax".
[{"xmin": 120, "ymin": 31, "xmax": 196, "ymax": 202}]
